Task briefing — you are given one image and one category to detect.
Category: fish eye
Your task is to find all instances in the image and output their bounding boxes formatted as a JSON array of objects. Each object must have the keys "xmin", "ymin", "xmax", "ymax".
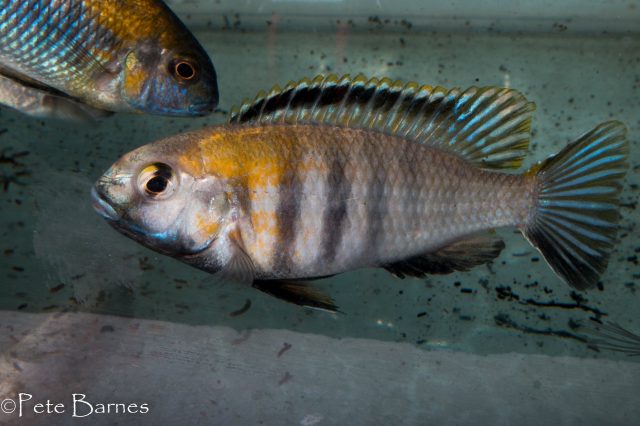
[
  {"xmin": 170, "ymin": 59, "xmax": 198, "ymax": 82},
  {"xmin": 137, "ymin": 163, "xmax": 177, "ymax": 199},
  {"xmin": 146, "ymin": 175, "xmax": 168, "ymax": 194}
]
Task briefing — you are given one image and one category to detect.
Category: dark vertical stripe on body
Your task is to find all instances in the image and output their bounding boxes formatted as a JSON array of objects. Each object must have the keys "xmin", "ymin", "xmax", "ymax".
[
  {"xmin": 273, "ymin": 149, "xmax": 303, "ymax": 276},
  {"xmin": 402, "ymin": 143, "xmax": 420, "ymax": 241},
  {"xmin": 320, "ymin": 147, "xmax": 351, "ymax": 264},
  {"xmin": 235, "ymin": 175, "xmax": 253, "ymax": 225},
  {"xmin": 364, "ymin": 141, "xmax": 388, "ymax": 262}
]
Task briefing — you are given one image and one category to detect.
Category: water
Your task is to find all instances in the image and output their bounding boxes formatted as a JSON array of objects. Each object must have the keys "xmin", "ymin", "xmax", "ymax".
[{"xmin": 1, "ymin": 2, "xmax": 639, "ymax": 424}]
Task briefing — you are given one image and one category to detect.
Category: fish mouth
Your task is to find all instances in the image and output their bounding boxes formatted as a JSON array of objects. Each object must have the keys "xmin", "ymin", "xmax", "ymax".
[
  {"xmin": 91, "ymin": 187, "xmax": 119, "ymax": 221},
  {"xmin": 188, "ymin": 99, "xmax": 216, "ymax": 116}
]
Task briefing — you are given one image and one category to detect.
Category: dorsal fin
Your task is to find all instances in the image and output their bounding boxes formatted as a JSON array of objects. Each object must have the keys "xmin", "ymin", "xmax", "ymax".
[{"xmin": 229, "ymin": 74, "xmax": 536, "ymax": 169}]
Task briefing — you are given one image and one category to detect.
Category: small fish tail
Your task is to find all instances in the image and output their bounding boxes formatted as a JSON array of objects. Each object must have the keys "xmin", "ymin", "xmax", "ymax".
[{"xmin": 523, "ymin": 121, "xmax": 629, "ymax": 290}]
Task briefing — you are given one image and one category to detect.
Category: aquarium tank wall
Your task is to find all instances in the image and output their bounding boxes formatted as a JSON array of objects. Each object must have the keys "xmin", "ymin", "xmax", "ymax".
[{"xmin": 0, "ymin": 0, "xmax": 638, "ymax": 424}]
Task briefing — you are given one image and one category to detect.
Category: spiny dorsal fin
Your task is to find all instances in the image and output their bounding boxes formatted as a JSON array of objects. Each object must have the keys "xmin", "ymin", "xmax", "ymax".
[{"xmin": 229, "ymin": 74, "xmax": 536, "ymax": 169}]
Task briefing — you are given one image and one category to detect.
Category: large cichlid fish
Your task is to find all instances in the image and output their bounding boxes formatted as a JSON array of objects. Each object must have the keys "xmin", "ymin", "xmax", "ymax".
[
  {"xmin": 0, "ymin": 0, "xmax": 218, "ymax": 117},
  {"xmin": 92, "ymin": 75, "xmax": 629, "ymax": 311}
]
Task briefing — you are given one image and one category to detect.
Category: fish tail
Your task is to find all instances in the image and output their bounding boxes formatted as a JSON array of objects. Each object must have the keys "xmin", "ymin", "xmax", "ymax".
[{"xmin": 523, "ymin": 121, "xmax": 629, "ymax": 290}]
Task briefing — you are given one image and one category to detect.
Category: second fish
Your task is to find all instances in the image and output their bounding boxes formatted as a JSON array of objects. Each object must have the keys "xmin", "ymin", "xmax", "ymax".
[{"xmin": 0, "ymin": 0, "xmax": 218, "ymax": 117}]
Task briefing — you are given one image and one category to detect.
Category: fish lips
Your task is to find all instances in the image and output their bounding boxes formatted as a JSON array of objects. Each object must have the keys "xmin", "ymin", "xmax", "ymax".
[
  {"xmin": 130, "ymin": 89, "xmax": 218, "ymax": 117},
  {"xmin": 91, "ymin": 186, "xmax": 119, "ymax": 221},
  {"xmin": 90, "ymin": 187, "xmax": 152, "ymax": 246},
  {"xmin": 188, "ymin": 95, "xmax": 218, "ymax": 116}
]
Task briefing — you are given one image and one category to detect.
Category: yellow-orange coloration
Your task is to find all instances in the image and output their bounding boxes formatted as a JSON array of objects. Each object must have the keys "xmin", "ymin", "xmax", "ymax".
[
  {"xmin": 123, "ymin": 52, "xmax": 147, "ymax": 100},
  {"xmin": 82, "ymin": 0, "xmax": 188, "ymax": 50},
  {"xmin": 177, "ymin": 127, "xmax": 291, "ymax": 185},
  {"xmin": 195, "ymin": 214, "xmax": 220, "ymax": 238},
  {"xmin": 249, "ymin": 211, "xmax": 278, "ymax": 239}
]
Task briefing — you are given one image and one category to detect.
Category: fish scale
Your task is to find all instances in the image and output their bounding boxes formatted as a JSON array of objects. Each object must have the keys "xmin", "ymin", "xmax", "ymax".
[{"xmin": 0, "ymin": 0, "xmax": 108, "ymax": 87}]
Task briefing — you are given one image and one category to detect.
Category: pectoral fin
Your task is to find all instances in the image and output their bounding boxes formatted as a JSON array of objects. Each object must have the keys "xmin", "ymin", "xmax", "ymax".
[
  {"xmin": 252, "ymin": 280, "xmax": 339, "ymax": 313},
  {"xmin": 212, "ymin": 241, "xmax": 256, "ymax": 287},
  {"xmin": 0, "ymin": 73, "xmax": 112, "ymax": 121},
  {"xmin": 383, "ymin": 235, "xmax": 505, "ymax": 278}
]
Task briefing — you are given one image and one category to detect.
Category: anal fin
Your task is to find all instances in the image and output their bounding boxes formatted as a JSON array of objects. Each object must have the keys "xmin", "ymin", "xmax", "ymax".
[
  {"xmin": 383, "ymin": 235, "xmax": 505, "ymax": 278},
  {"xmin": 252, "ymin": 280, "xmax": 339, "ymax": 313}
]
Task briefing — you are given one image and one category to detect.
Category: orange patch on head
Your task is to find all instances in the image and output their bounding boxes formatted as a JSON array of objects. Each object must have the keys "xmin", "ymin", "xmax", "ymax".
[
  {"xmin": 195, "ymin": 214, "xmax": 220, "ymax": 237},
  {"xmin": 190, "ymin": 128, "xmax": 290, "ymax": 191},
  {"xmin": 123, "ymin": 52, "xmax": 146, "ymax": 98}
]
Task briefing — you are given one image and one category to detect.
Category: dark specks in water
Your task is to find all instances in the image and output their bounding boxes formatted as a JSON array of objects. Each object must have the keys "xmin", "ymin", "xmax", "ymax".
[
  {"xmin": 494, "ymin": 314, "xmax": 587, "ymax": 344},
  {"xmin": 278, "ymin": 371, "xmax": 292, "ymax": 386},
  {"xmin": 221, "ymin": 13, "xmax": 242, "ymax": 31},
  {"xmin": 495, "ymin": 286, "xmax": 520, "ymax": 301},
  {"xmin": 552, "ymin": 22, "xmax": 569, "ymax": 32},
  {"xmin": 175, "ymin": 303, "xmax": 189, "ymax": 311},
  {"xmin": 100, "ymin": 325, "xmax": 115, "ymax": 333},
  {"xmin": 174, "ymin": 278, "xmax": 188, "ymax": 289},
  {"xmin": 277, "ymin": 342, "xmax": 292, "ymax": 358},
  {"xmin": 521, "ymin": 297, "xmax": 605, "ymax": 317},
  {"xmin": 494, "ymin": 286, "xmax": 606, "ymax": 317},
  {"xmin": 231, "ymin": 329, "xmax": 251, "ymax": 345},
  {"xmin": 229, "ymin": 299, "xmax": 252, "ymax": 317},
  {"xmin": 0, "ymin": 146, "xmax": 31, "ymax": 192},
  {"xmin": 138, "ymin": 257, "xmax": 154, "ymax": 271},
  {"xmin": 48, "ymin": 283, "xmax": 65, "ymax": 293},
  {"xmin": 569, "ymin": 291, "xmax": 586, "ymax": 305}
]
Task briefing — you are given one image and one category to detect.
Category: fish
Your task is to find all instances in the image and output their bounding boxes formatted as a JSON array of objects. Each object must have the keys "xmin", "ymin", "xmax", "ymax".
[
  {"xmin": 0, "ymin": 0, "xmax": 218, "ymax": 117},
  {"xmin": 92, "ymin": 74, "xmax": 629, "ymax": 311}
]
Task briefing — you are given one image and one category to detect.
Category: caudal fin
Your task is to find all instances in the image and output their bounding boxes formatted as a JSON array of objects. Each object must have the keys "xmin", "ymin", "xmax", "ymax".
[{"xmin": 524, "ymin": 121, "xmax": 629, "ymax": 290}]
